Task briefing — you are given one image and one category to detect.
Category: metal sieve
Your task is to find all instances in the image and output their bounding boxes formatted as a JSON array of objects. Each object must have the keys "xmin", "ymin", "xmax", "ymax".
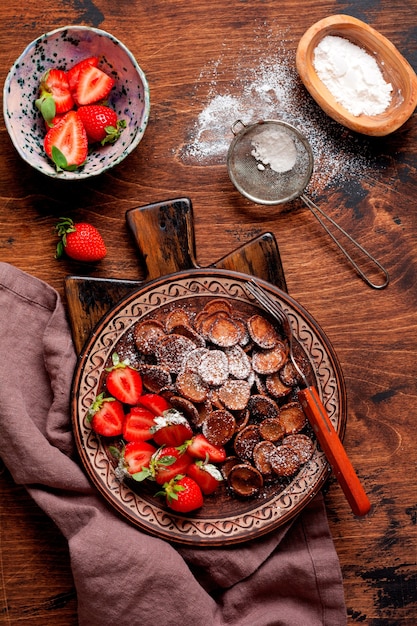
[{"xmin": 227, "ymin": 119, "xmax": 389, "ymax": 289}]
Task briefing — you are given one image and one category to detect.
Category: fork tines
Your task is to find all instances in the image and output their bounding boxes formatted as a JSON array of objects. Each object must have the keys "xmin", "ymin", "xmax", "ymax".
[
  {"xmin": 245, "ymin": 279, "xmax": 307, "ymax": 386},
  {"xmin": 245, "ymin": 279, "xmax": 287, "ymax": 325}
]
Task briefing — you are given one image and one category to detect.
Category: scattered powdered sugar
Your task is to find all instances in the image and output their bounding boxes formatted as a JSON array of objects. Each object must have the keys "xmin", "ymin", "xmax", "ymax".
[
  {"xmin": 180, "ymin": 25, "xmax": 379, "ymax": 194},
  {"xmin": 313, "ymin": 35, "xmax": 393, "ymax": 116}
]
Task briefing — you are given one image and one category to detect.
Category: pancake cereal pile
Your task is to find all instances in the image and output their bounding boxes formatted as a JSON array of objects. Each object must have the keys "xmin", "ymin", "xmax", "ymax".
[{"xmin": 132, "ymin": 297, "xmax": 315, "ymax": 498}]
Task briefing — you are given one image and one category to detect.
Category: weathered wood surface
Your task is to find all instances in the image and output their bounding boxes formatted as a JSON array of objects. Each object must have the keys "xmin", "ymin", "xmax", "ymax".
[{"xmin": 0, "ymin": 1, "xmax": 417, "ymax": 624}]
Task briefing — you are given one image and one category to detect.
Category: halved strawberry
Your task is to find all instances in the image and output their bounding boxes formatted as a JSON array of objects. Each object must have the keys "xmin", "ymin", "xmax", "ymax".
[
  {"xmin": 123, "ymin": 406, "xmax": 156, "ymax": 442},
  {"xmin": 75, "ymin": 65, "xmax": 115, "ymax": 105},
  {"xmin": 105, "ymin": 353, "xmax": 143, "ymax": 405},
  {"xmin": 150, "ymin": 409, "xmax": 193, "ymax": 447},
  {"xmin": 186, "ymin": 434, "xmax": 227, "ymax": 463},
  {"xmin": 124, "ymin": 441, "xmax": 157, "ymax": 475},
  {"xmin": 67, "ymin": 56, "xmax": 99, "ymax": 94},
  {"xmin": 36, "ymin": 68, "xmax": 74, "ymax": 123},
  {"xmin": 153, "ymin": 446, "xmax": 192, "ymax": 485},
  {"xmin": 44, "ymin": 111, "xmax": 88, "ymax": 171},
  {"xmin": 87, "ymin": 393, "xmax": 125, "ymax": 437},
  {"xmin": 187, "ymin": 459, "xmax": 223, "ymax": 495},
  {"xmin": 136, "ymin": 393, "xmax": 172, "ymax": 417}
]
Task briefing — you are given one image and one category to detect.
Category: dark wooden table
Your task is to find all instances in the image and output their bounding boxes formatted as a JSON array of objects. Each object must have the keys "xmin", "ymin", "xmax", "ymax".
[{"xmin": 1, "ymin": 1, "xmax": 416, "ymax": 624}]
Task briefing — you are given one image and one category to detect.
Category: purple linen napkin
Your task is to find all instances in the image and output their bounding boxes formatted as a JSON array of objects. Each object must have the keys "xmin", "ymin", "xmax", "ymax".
[{"xmin": 0, "ymin": 262, "xmax": 347, "ymax": 626}]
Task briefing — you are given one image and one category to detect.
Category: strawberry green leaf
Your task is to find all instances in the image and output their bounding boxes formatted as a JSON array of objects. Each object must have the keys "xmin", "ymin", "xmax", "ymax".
[
  {"xmin": 109, "ymin": 445, "xmax": 123, "ymax": 460},
  {"xmin": 35, "ymin": 94, "xmax": 56, "ymax": 125},
  {"xmin": 51, "ymin": 145, "xmax": 69, "ymax": 171},
  {"xmin": 131, "ymin": 467, "xmax": 152, "ymax": 482},
  {"xmin": 157, "ymin": 455, "xmax": 177, "ymax": 467},
  {"xmin": 101, "ymin": 119, "xmax": 127, "ymax": 145},
  {"xmin": 55, "ymin": 240, "xmax": 65, "ymax": 259}
]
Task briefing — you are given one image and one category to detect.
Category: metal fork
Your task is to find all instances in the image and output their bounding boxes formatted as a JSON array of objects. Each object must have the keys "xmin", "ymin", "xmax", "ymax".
[{"xmin": 245, "ymin": 279, "xmax": 371, "ymax": 517}]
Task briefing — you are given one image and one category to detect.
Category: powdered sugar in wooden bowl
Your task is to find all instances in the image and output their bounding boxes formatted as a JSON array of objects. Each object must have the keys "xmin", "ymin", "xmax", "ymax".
[{"xmin": 296, "ymin": 14, "xmax": 417, "ymax": 136}]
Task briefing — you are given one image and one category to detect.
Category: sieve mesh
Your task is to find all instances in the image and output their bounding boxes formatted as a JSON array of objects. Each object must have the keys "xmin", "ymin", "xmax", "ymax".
[{"xmin": 227, "ymin": 120, "xmax": 314, "ymax": 205}]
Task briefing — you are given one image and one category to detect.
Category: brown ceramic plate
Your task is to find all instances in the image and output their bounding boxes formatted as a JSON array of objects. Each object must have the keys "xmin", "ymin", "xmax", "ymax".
[{"xmin": 71, "ymin": 269, "xmax": 346, "ymax": 545}]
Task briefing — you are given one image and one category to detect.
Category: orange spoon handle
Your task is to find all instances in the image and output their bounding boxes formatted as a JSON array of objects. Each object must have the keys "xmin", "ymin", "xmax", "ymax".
[{"xmin": 298, "ymin": 386, "xmax": 371, "ymax": 516}]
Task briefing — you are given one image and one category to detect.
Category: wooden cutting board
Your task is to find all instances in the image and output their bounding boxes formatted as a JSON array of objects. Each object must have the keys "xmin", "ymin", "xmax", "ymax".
[{"xmin": 65, "ymin": 197, "xmax": 288, "ymax": 354}]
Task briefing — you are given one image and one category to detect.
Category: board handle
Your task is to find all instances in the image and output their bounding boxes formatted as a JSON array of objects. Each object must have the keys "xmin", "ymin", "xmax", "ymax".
[{"xmin": 126, "ymin": 197, "xmax": 287, "ymax": 290}]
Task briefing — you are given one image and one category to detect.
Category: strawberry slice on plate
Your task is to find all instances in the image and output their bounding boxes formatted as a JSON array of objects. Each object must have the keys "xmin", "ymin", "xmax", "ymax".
[
  {"xmin": 87, "ymin": 393, "xmax": 125, "ymax": 437},
  {"xmin": 151, "ymin": 409, "xmax": 193, "ymax": 447},
  {"xmin": 75, "ymin": 64, "xmax": 115, "ymax": 105},
  {"xmin": 136, "ymin": 393, "xmax": 172, "ymax": 417},
  {"xmin": 123, "ymin": 441, "xmax": 157, "ymax": 475},
  {"xmin": 186, "ymin": 433, "xmax": 227, "ymax": 463},
  {"xmin": 152, "ymin": 446, "xmax": 192, "ymax": 485},
  {"xmin": 105, "ymin": 353, "xmax": 143, "ymax": 405},
  {"xmin": 44, "ymin": 110, "xmax": 88, "ymax": 171},
  {"xmin": 187, "ymin": 459, "xmax": 223, "ymax": 495},
  {"xmin": 123, "ymin": 406, "xmax": 156, "ymax": 442}
]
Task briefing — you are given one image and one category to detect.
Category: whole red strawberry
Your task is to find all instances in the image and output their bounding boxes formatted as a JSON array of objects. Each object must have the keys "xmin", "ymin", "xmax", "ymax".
[
  {"xmin": 55, "ymin": 217, "xmax": 107, "ymax": 262},
  {"xmin": 159, "ymin": 475, "xmax": 204, "ymax": 513},
  {"xmin": 77, "ymin": 105, "xmax": 126, "ymax": 145}
]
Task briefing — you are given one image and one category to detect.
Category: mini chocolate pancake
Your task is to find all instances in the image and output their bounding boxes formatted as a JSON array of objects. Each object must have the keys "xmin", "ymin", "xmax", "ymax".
[
  {"xmin": 227, "ymin": 463, "xmax": 264, "ymax": 497},
  {"xmin": 175, "ymin": 370, "xmax": 209, "ymax": 403},
  {"xmin": 270, "ymin": 445, "xmax": 301, "ymax": 477},
  {"xmin": 202, "ymin": 409, "xmax": 236, "ymax": 446},
  {"xmin": 247, "ymin": 394, "xmax": 280, "ymax": 421},
  {"xmin": 279, "ymin": 402, "xmax": 306, "ymax": 434},
  {"xmin": 134, "ymin": 319, "xmax": 166, "ymax": 355},
  {"xmin": 233, "ymin": 424, "xmax": 261, "ymax": 461},
  {"xmin": 258, "ymin": 417, "xmax": 285, "ymax": 442},
  {"xmin": 247, "ymin": 314, "xmax": 281, "ymax": 349},
  {"xmin": 283, "ymin": 433, "xmax": 315, "ymax": 464},
  {"xmin": 218, "ymin": 379, "xmax": 251, "ymax": 411},
  {"xmin": 252, "ymin": 440, "xmax": 277, "ymax": 477}
]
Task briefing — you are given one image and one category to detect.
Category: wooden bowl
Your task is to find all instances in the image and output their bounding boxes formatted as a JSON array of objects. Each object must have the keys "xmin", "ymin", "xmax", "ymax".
[{"xmin": 296, "ymin": 14, "xmax": 417, "ymax": 136}]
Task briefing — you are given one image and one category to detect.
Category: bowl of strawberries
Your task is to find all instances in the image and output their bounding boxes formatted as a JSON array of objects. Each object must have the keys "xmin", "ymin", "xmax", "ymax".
[{"xmin": 3, "ymin": 25, "xmax": 150, "ymax": 180}]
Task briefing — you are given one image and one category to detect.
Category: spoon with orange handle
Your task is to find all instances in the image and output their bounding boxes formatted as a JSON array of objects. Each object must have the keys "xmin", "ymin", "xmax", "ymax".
[{"xmin": 246, "ymin": 280, "xmax": 371, "ymax": 517}]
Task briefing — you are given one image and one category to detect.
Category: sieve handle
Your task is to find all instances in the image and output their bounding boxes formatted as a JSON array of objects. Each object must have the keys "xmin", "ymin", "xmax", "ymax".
[
  {"xmin": 300, "ymin": 194, "xmax": 389, "ymax": 289},
  {"xmin": 231, "ymin": 119, "xmax": 247, "ymax": 136}
]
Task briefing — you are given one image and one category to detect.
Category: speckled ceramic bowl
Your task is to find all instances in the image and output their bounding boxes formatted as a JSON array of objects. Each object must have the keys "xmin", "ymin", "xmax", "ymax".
[{"xmin": 3, "ymin": 25, "xmax": 150, "ymax": 180}]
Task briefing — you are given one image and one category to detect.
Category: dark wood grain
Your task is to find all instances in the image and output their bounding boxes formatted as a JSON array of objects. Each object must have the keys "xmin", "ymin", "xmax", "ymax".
[{"xmin": 1, "ymin": 0, "xmax": 417, "ymax": 624}]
